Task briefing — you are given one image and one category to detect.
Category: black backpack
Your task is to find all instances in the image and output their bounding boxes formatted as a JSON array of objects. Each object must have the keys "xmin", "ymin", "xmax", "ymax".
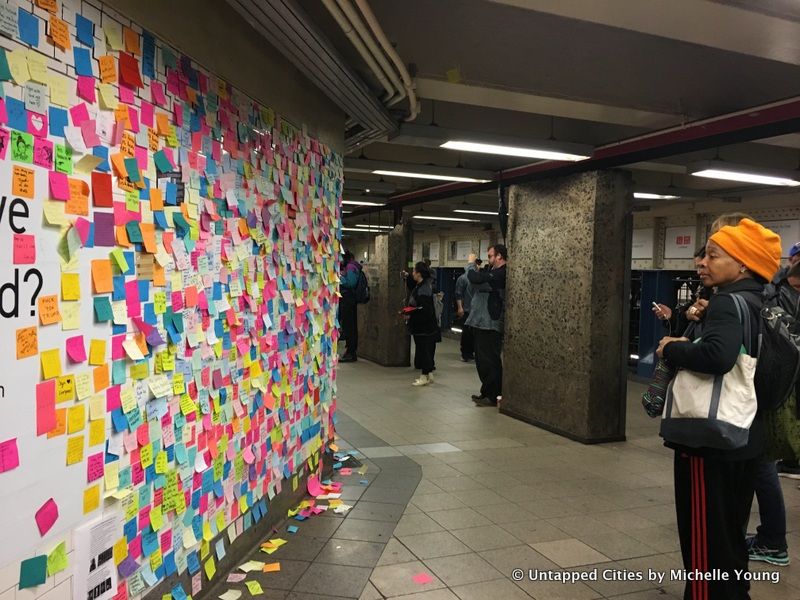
[
  {"xmin": 354, "ymin": 268, "xmax": 370, "ymax": 304},
  {"xmin": 736, "ymin": 290, "xmax": 800, "ymax": 411}
]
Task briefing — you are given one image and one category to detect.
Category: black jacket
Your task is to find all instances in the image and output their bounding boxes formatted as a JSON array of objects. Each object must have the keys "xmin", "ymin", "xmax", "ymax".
[
  {"xmin": 467, "ymin": 263, "xmax": 506, "ymax": 290},
  {"xmin": 408, "ymin": 279, "xmax": 438, "ymax": 336},
  {"xmin": 663, "ymin": 278, "xmax": 765, "ymax": 460}
]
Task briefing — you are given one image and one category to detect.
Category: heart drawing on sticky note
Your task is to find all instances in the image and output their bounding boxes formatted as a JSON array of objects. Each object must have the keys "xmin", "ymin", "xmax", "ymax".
[{"xmin": 29, "ymin": 114, "xmax": 45, "ymax": 135}]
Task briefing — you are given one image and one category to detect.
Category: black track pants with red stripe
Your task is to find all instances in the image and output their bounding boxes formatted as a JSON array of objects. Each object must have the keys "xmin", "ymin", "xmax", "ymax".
[{"xmin": 674, "ymin": 452, "xmax": 758, "ymax": 600}]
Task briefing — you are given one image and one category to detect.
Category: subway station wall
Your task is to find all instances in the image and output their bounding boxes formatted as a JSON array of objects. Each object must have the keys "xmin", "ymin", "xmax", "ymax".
[{"xmin": 0, "ymin": 0, "xmax": 344, "ymax": 599}]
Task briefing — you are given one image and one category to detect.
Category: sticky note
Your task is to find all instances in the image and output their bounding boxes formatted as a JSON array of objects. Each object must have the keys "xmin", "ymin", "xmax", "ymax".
[
  {"xmin": 16, "ymin": 326, "xmax": 38, "ymax": 359},
  {"xmin": 49, "ymin": 15, "xmax": 70, "ymax": 49},
  {"xmin": 36, "ymin": 380, "xmax": 56, "ymax": 436},
  {"xmin": 0, "ymin": 438, "xmax": 20, "ymax": 473},
  {"xmin": 35, "ymin": 498, "xmax": 59, "ymax": 536},
  {"xmin": 91, "ymin": 259, "xmax": 113, "ymax": 293},
  {"xmin": 88, "ymin": 418, "xmax": 105, "ymax": 447},
  {"xmin": 8, "ymin": 49, "xmax": 30, "ymax": 84},
  {"xmin": 12, "ymin": 165, "xmax": 34, "ymax": 199},
  {"xmin": 262, "ymin": 562, "xmax": 281, "ymax": 572},
  {"xmin": 89, "ymin": 339, "xmax": 106, "ymax": 365},
  {"xmin": 41, "ymin": 348, "xmax": 62, "ymax": 379},
  {"xmin": 76, "ymin": 14, "xmax": 94, "ymax": 47},
  {"xmin": 245, "ymin": 581, "xmax": 263, "ymax": 595},
  {"xmin": 47, "ymin": 541, "xmax": 68, "ymax": 576},
  {"xmin": 12, "ymin": 233, "xmax": 35, "ymax": 264},
  {"xmin": 66, "ymin": 335, "xmax": 87, "ymax": 363},
  {"xmin": 203, "ymin": 557, "xmax": 216, "ymax": 580},
  {"xmin": 19, "ymin": 555, "xmax": 47, "ymax": 589},
  {"xmin": 66, "ymin": 434, "xmax": 84, "ymax": 465},
  {"xmin": 17, "ymin": 8, "xmax": 39, "ymax": 47},
  {"xmin": 83, "ymin": 484, "xmax": 100, "ymax": 513},
  {"xmin": 38, "ymin": 294, "xmax": 61, "ymax": 325},
  {"xmin": 87, "ymin": 452, "xmax": 104, "ymax": 482},
  {"xmin": 61, "ymin": 273, "xmax": 80, "ymax": 301},
  {"xmin": 67, "ymin": 404, "xmax": 85, "ymax": 433}
]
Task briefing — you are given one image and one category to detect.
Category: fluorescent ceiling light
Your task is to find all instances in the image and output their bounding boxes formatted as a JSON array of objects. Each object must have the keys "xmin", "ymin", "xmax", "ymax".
[
  {"xmin": 373, "ymin": 170, "xmax": 491, "ymax": 183},
  {"xmin": 413, "ymin": 215, "xmax": 478, "ymax": 222},
  {"xmin": 689, "ymin": 161, "xmax": 800, "ymax": 187},
  {"xmin": 355, "ymin": 224, "xmax": 393, "ymax": 229},
  {"xmin": 454, "ymin": 209, "xmax": 499, "ymax": 215},
  {"xmin": 341, "ymin": 227, "xmax": 381, "ymax": 232},
  {"xmin": 441, "ymin": 140, "xmax": 590, "ymax": 162},
  {"xmin": 633, "ymin": 192, "xmax": 679, "ymax": 200},
  {"xmin": 342, "ymin": 199, "xmax": 385, "ymax": 206}
]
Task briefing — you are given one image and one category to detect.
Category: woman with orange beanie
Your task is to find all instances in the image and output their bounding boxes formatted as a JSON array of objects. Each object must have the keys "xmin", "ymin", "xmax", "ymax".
[{"xmin": 656, "ymin": 218, "xmax": 782, "ymax": 600}]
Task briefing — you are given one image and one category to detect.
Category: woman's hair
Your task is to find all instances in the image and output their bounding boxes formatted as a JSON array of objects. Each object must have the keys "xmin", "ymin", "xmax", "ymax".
[
  {"xmin": 342, "ymin": 250, "xmax": 354, "ymax": 263},
  {"xmin": 710, "ymin": 212, "xmax": 753, "ymax": 234},
  {"xmin": 414, "ymin": 261, "xmax": 432, "ymax": 280}
]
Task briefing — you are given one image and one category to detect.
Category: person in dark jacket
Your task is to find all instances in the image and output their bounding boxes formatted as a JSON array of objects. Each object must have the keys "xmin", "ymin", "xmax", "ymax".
[
  {"xmin": 657, "ymin": 218, "xmax": 782, "ymax": 600},
  {"xmin": 339, "ymin": 251, "xmax": 360, "ymax": 362},
  {"xmin": 454, "ymin": 257, "xmax": 481, "ymax": 361},
  {"xmin": 406, "ymin": 262, "xmax": 439, "ymax": 387}
]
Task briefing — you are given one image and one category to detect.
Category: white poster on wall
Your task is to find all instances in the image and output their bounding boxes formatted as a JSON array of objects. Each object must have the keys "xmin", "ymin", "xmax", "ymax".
[
  {"xmin": 412, "ymin": 243, "xmax": 420, "ymax": 262},
  {"xmin": 479, "ymin": 238, "xmax": 491, "ymax": 260},
  {"xmin": 73, "ymin": 514, "xmax": 119, "ymax": 600},
  {"xmin": 455, "ymin": 240, "xmax": 473, "ymax": 261},
  {"xmin": 762, "ymin": 220, "xmax": 800, "ymax": 257},
  {"xmin": 664, "ymin": 226, "xmax": 696, "ymax": 259},
  {"xmin": 429, "ymin": 240, "xmax": 440, "ymax": 261},
  {"xmin": 631, "ymin": 229, "xmax": 654, "ymax": 259}
]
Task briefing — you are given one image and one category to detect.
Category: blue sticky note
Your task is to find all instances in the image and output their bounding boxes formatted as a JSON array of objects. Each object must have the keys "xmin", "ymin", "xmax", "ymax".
[
  {"xmin": 49, "ymin": 107, "xmax": 68, "ymax": 137},
  {"xmin": 287, "ymin": 525, "xmax": 298, "ymax": 534},
  {"xmin": 6, "ymin": 97, "xmax": 27, "ymax": 132},
  {"xmin": 186, "ymin": 551, "xmax": 200, "ymax": 575},
  {"xmin": 76, "ymin": 14, "xmax": 94, "ymax": 47},
  {"xmin": 93, "ymin": 146, "xmax": 109, "ymax": 171},
  {"xmin": 94, "ymin": 296, "xmax": 113, "ymax": 321},
  {"xmin": 17, "ymin": 9, "xmax": 39, "ymax": 47},
  {"xmin": 73, "ymin": 47, "xmax": 93, "ymax": 77}
]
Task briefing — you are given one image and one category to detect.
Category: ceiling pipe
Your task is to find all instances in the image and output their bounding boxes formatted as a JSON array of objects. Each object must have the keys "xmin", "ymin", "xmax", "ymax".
[
  {"xmin": 321, "ymin": 0, "xmax": 396, "ymax": 102},
  {"xmin": 335, "ymin": 0, "xmax": 406, "ymax": 105},
  {"xmin": 350, "ymin": 96, "xmax": 800, "ymax": 216},
  {"xmin": 354, "ymin": 0, "xmax": 421, "ymax": 121}
]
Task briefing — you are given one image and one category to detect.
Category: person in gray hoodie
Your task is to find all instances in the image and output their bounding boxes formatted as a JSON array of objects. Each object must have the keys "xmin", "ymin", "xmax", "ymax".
[{"xmin": 454, "ymin": 257, "xmax": 481, "ymax": 361}]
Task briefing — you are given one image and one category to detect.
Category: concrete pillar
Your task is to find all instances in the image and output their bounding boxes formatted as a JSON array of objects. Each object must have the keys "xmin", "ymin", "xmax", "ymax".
[
  {"xmin": 357, "ymin": 224, "xmax": 411, "ymax": 366},
  {"xmin": 501, "ymin": 171, "xmax": 632, "ymax": 443}
]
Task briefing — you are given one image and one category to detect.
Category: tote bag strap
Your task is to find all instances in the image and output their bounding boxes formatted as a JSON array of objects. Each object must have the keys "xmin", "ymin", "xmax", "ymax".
[{"xmin": 729, "ymin": 293, "xmax": 754, "ymax": 355}]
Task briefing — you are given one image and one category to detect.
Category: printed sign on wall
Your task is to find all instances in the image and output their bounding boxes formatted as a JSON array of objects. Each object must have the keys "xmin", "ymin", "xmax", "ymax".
[{"xmin": 664, "ymin": 226, "xmax": 696, "ymax": 259}]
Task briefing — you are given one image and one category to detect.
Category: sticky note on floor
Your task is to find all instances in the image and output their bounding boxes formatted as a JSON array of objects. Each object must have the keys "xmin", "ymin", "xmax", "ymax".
[{"xmin": 245, "ymin": 581, "xmax": 263, "ymax": 595}]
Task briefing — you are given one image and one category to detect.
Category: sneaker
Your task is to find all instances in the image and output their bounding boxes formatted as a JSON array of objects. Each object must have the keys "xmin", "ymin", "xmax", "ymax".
[
  {"xmin": 412, "ymin": 375, "xmax": 430, "ymax": 387},
  {"xmin": 777, "ymin": 460, "xmax": 800, "ymax": 479},
  {"xmin": 471, "ymin": 394, "xmax": 484, "ymax": 401},
  {"xmin": 747, "ymin": 537, "xmax": 790, "ymax": 566},
  {"xmin": 426, "ymin": 373, "xmax": 434, "ymax": 384},
  {"xmin": 473, "ymin": 396, "xmax": 497, "ymax": 407},
  {"xmin": 339, "ymin": 354, "xmax": 357, "ymax": 363}
]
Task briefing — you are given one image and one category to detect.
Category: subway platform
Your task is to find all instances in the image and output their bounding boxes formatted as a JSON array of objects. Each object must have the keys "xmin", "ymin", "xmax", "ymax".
[{"xmin": 208, "ymin": 339, "xmax": 800, "ymax": 600}]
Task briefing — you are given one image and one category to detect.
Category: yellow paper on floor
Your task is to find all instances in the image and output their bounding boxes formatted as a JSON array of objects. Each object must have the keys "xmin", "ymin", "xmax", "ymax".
[{"xmin": 245, "ymin": 581, "xmax": 263, "ymax": 595}]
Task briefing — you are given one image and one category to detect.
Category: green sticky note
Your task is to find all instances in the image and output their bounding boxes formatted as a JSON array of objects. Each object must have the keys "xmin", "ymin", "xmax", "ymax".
[
  {"xmin": 153, "ymin": 149, "xmax": 172, "ymax": 173},
  {"xmin": 94, "ymin": 296, "xmax": 113, "ymax": 321},
  {"xmin": 47, "ymin": 541, "xmax": 68, "ymax": 576},
  {"xmin": 55, "ymin": 144, "xmax": 73, "ymax": 174},
  {"xmin": 123, "ymin": 157, "xmax": 140, "ymax": 182},
  {"xmin": 126, "ymin": 221, "xmax": 143, "ymax": 243},
  {"xmin": 161, "ymin": 47, "xmax": 177, "ymax": 69},
  {"xmin": 245, "ymin": 580, "xmax": 263, "ymax": 595},
  {"xmin": 110, "ymin": 248, "xmax": 128, "ymax": 271},
  {"xmin": 19, "ymin": 555, "xmax": 47, "ymax": 589},
  {"xmin": 125, "ymin": 190, "xmax": 139, "ymax": 212},
  {"xmin": 0, "ymin": 48, "xmax": 11, "ymax": 81},
  {"xmin": 11, "ymin": 130, "xmax": 33, "ymax": 163}
]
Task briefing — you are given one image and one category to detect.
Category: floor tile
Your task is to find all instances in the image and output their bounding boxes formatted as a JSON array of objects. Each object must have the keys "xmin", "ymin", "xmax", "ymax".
[
  {"xmin": 359, "ymin": 446, "xmax": 404, "ymax": 458},
  {"xmin": 385, "ymin": 590, "xmax": 459, "ymax": 600},
  {"xmin": 423, "ymin": 552, "xmax": 505, "ymax": 586},
  {"xmin": 347, "ymin": 501, "xmax": 404, "ymax": 523},
  {"xmin": 358, "ymin": 582, "xmax": 382, "ymax": 600},
  {"xmin": 293, "ymin": 562, "xmax": 372, "ymax": 598},
  {"xmin": 580, "ymin": 531, "xmax": 660, "ymax": 561},
  {"xmin": 397, "ymin": 531, "xmax": 473, "ymax": 559},
  {"xmin": 451, "ymin": 578, "xmax": 533, "ymax": 600},
  {"xmin": 450, "ymin": 524, "xmax": 522, "ymax": 552},
  {"xmin": 252, "ymin": 558, "xmax": 310, "ymax": 590},
  {"xmin": 370, "ymin": 561, "xmax": 446, "ymax": 597},
  {"xmin": 428, "ymin": 507, "xmax": 492, "ymax": 530},
  {"xmin": 530, "ymin": 538, "xmax": 612, "ymax": 568},
  {"xmin": 335, "ymin": 518, "xmax": 397, "ymax": 543},
  {"xmin": 377, "ymin": 537, "xmax": 417, "ymax": 566},
  {"xmin": 315, "ymin": 538, "xmax": 385, "ymax": 567},
  {"xmin": 472, "ymin": 503, "xmax": 536, "ymax": 524},
  {"xmin": 395, "ymin": 513, "xmax": 446, "ymax": 536},
  {"xmin": 412, "ymin": 493, "xmax": 467, "ymax": 512},
  {"xmin": 428, "ymin": 476, "xmax": 486, "ymax": 492}
]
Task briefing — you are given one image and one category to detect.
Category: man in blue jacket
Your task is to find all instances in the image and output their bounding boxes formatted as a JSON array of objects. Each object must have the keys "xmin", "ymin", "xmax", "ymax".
[{"xmin": 339, "ymin": 251, "xmax": 360, "ymax": 362}]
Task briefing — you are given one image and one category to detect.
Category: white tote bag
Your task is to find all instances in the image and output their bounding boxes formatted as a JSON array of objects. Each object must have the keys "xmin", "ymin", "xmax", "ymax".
[{"xmin": 660, "ymin": 294, "xmax": 758, "ymax": 450}]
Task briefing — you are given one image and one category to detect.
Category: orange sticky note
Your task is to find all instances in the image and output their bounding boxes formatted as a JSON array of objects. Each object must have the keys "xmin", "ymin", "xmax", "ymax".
[
  {"xmin": 123, "ymin": 27, "xmax": 140, "ymax": 55},
  {"xmin": 36, "ymin": 0, "xmax": 58, "ymax": 13},
  {"xmin": 47, "ymin": 408, "xmax": 67, "ymax": 439},
  {"xmin": 93, "ymin": 364, "xmax": 109, "ymax": 392},
  {"xmin": 89, "ymin": 339, "xmax": 106, "ymax": 365},
  {"xmin": 38, "ymin": 294, "xmax": 61, "ymax": 325},
  {"xmin": 262, "ymin": 562, "xmax": 281, "ymax": 573},
  {"xmin": 156, "ymin": 113, "xmax": 171, "ymax": 135},
  {"xmin": 49, "ymin": 15, "xmax": 71, "ymax": 50},
  {"xmin": 66, "ymin": 178, "xmax": 90, "ymax": 216},
  {"xmin": 110, "ymin": 153, "xmax": 128, "ymax": 178},
  {"xmin": 40, "ymin": 348, "xmax": 62, "ymax": 379},
  {"xmin": 140, "ymin": 223, "xmax": 157, "ymax": 253},
  {"xmin": 114, "ymin": 105, "xmax": 131, "ymax": 129},
  {"xmin": 98, "ymin": 55, "xmax": 116, "ymax": 84},
  {"xmin": 91, "ymin": 260, "xmax": 113, "ymax": 293},
  {"xmin": 150, "ymin": 188, "xmax": 164, "ymax": 210},
  {"xmin": 12, "ymin": 166, "xmax": 34, "ymax": 199},
  {"xmin": 16, "ymin": 326, "xmax": 38, "ymax": 359}
]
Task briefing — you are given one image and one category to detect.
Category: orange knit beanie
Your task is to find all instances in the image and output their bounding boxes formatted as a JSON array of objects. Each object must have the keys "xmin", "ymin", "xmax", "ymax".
[{"xmin": 709, "ymin": 218, "xmax": 782, "ymax": 281}]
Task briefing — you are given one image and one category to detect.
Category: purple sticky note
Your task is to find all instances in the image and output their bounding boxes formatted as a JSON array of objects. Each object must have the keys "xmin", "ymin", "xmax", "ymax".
[
  {"xmin": 118, "ymin": 556, "xmax": 139, "ymax": 578},
  {"xmin": 93, "ymin": 212, "xmax": 116, "ymax": 247}
]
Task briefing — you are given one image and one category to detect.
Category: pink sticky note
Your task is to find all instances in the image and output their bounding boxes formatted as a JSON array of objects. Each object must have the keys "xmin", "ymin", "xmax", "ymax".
[
  {"xmin": 151, "ymin": 81, "xmax": 167, "ymax": 106},
  {"xmin": 81, "ymin": 119, "xmax": 101, "ymax": 148},
  {"xmin": 74, "ymin": 217, "xmax": 91, "ymax": 245},
  {"xmin": 339, "ymin": 467, "xmax": 352, "ymax": 476},
  {"xmin": 77, "ymin": 76, "xmax": 96, "ymax": 103},
  {"xmin": 0, "ymin": 127, "xmax": 9, "ymax": 160},
  {"xmin": 119, "ymin": 83, "xmax": 135, "ymax": 105},
  {"xmin": 13, "ymin": 234, "xmax": 35, "ymax": 264},
  {"xmin": 36, "ymin": 380, "xmax": 56, "ymax": 436},
  {"xmin": 35, "ymin": 498, "xmax": 58, "ymax": 536},
  {"xmin": 307, "ymin": 475, "xmax": 323, "ymax": 497},
  {"xmin": 412, "ymin": 573, "xmax": 434, "ymax": 585},
  {"xmin": 0, "ymin": 438, "xmax": 20, "ymax": 473},
  {"xmin": 87, "ymin": 453, "xmax": 104, "ymax": 482},
  {"xmin": 49, "ymin": 171, "xmax": 70, "ymax": 201},
  {"xmin": 66, "ymin": 335, "xmax": 87, "ymax": 363},
  {"xmin": 0, "ymin": 99, "xmax": 7, "ymax": 124},
  {"xmin": 140, "ymin": 101, "xmax": 154, "ymax": 128},
  {"xmin": 69, "ymin": 102, "xmax": 90, "ymax": 127},
  {"xmin": 28, "ymin": 111, "xmax": 48, "ymax": 137},
  {"xmin": 128, "ymin": 106, "xmax": 140, "ymax": 133}
]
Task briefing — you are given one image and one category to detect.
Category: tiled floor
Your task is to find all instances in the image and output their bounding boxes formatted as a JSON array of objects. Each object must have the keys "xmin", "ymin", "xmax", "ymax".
[{"xmin": 331, "ymin": 338, "xmax": 800, "ymax": 600}]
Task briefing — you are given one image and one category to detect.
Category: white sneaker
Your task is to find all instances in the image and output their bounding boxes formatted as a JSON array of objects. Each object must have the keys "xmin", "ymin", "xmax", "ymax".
[
  {"xmin": 426, "ymin": 373, "xmax": 434, "ymax": 384},
  {"xmin": 412, "ymin": 375, "xmax": 430, "ymax": 386}
]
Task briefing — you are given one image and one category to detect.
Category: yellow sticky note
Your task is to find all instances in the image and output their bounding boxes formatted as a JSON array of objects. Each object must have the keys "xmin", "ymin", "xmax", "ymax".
[
  {"xmin": 149, "ymin": 548, "xmax": 162, "ymax": 572},
  {"xmin": 61, "ymin": 273, "xmax": 80, "ymax": 300},
  {"xmin": 66, "ymin": 435, "xmax": 85, "ymax": 465},
  {"xmin": 27, "ymin": 51, "xmax": 48, "ymax": 83},
  {"xmin": 104, "ymin": 23, "xmax": 124, "ymax": 50},
  {"xmin": 48, "ymin": 73, "xmax": 69, "ymax": 107},
  {"xmin": 99, "ymin": 83, "xmax": 119, "ymax": 110},
  {"xmin": 113, "ymin": 537, "xmax": 128, "ymax": 566},
  {"xmin": 56, "ymin": 375, "xmax": 76, "ymax": 403},
  {"xmin": 67, "ymin": 404, "xmax": 86, "ymax": 434},
  {"xmin": 154, "ymin": 451, "xmax": 167, "ymax": 474},
  {"xmin": 105, "ymin": 461, "xmax": 119, "ymax": 491},
  {"xmin": 150, "ymin": 505, "xmax": 163, "ymax": 531},
  {"xmin": 76, "ymin": 373, "xmax": 93, "ymax": 401},
  {"xmin": 89, "ymin": 394, "xmax": 104, "ymax": 419},
  {"xmin": 44, "ymin": 200, "xmax": 68, "ymax": 226},
  {"xmin": 61, "ymin": 301, "xmax": 81, "ymax": 331},
  {"xmin": 203, "ymin": 557, "xmax": 216, "ymax": 580},
  {"xmin": 41, "ymin": 349, "xmax": 63, "ymax": 379},
  {"xmin": 202, "ymin": 521, "xmax": 213, "ymax": 542},
  {"xmin": 89, "ymin": 419, "xmax": 105, "ymax": 447},
  {"xmin": 215, "ymin": 512, "xmax": 225, "ymax": 533},
  {"xmin": 8, "ymin": 49, "xmax": 30, "ymax": 84},
  {"xmin": 140, "ymin": 443, "xmax": 154, "ymax": 469},
  {"xmin": 245, "ymin": 581, "xmax": 263, "ymax": 595},
  {"xmin": 83, "ymin": 485, "xmax": 100, "ymax": 514},
  {"xmin": 89, "ymin": 339, "xmax": 106, "ymax": 365}
]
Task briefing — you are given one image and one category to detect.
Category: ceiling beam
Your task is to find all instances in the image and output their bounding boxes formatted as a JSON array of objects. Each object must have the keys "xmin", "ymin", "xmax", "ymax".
[
  {"xmin": 345, "ymin": 158, "xmax": 495, "ymax": 181},
  {"xmin": 489, "ymin": 0, "xmax": 800, "ymax": 66},
  {"xmin": 415, "ymin": 78, "xmax": 682, "ymax": 129}
]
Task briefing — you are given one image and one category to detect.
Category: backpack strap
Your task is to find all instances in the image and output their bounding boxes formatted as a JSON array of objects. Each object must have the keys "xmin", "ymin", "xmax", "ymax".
[{"xmin": 729, "ymin": 293, "xmax": 755, "ymax": 356}]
